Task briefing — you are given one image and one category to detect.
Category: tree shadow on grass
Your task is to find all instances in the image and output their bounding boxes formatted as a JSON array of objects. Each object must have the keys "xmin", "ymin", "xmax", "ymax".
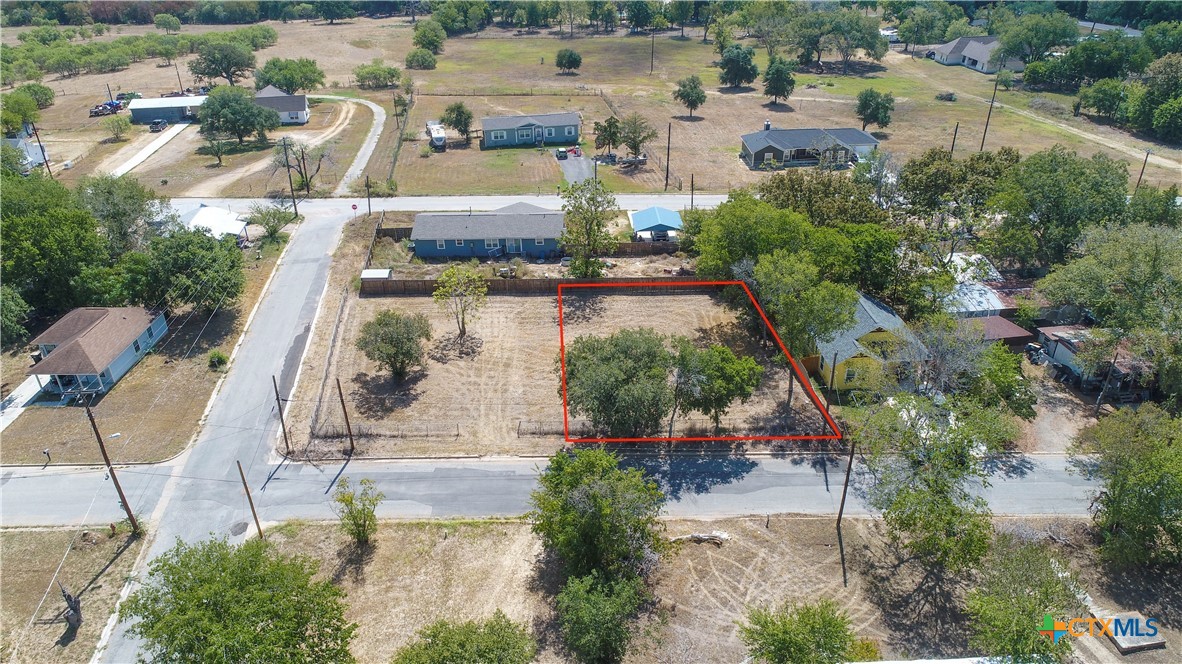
[
  {"xmin": 427, "ymin": 332, "xmax": 483, "ymax": 364},
  {"xmin": 527, "ymin": 549, "xmax": 567, "ymax": 653},
  {"xmin": 332, "ymin": 540, "xmax": 375, "ymax": 585},
  {"xmin": 1100, "ymin": 563, "xmax": 1182, "ymax": 629},
  {"xmin": 614, "ymin": 442, "xmax": 758, "ymax": 500},
  {"xmin": 154, "ymin": 307, "xmax": 237, "ymax": 362},
  {"xmin": 350, "ymin": 370, "xmax": 424, "ymax": 419},
  {"xmin": 763, "ymin": 101, "xmax": 795, "ymax": 113},
  {"xmin": 673, "ymin": 115, "xmax": 705, "ymax": 122},
  {"xmin": 855, "ymin": 528, "xmax": 972, "ymax": 658},
  {"xmin": 556, "ymin": 293, "xmax": 607, "ymax": 325},
  {"xmin": 717, "ymin": 85, "xmax": 757, "ymax": 95}
]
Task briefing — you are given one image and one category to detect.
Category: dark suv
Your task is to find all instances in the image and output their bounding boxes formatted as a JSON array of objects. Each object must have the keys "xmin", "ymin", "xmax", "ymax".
[{"xmin": 149, "ymin": 119, "xmax": 168, "ymax": 132}]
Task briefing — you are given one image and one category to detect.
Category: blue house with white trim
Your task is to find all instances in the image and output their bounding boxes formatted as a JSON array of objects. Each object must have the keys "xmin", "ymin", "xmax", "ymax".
[
  {"xmin": 480, "ymin": 112, "xmax": 581, "ymax": 148},
  {"xmin": 28, "ymin": 307, "xmax": 167, "ymax": 397},
  {"xmin": 412, "ymin": 202, "xmax": 564, "ymax": 259},
  {"xmin": 629, "ymin": 207, "xmax": 682, "ymax": 241}
]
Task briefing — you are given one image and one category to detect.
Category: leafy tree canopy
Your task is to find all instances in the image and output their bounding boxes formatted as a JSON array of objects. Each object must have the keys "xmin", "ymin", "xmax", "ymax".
[
  {"xmin": 254, "ymin": 57, "xmax": 324, "ymax": 94},
  {"xmin": 559, "ymin": 178, "xmax": 618, "ymax": 278},
  {"xmin": 121, "ymin": 537, "xmax": 357, "ymax": 663},
  {"xmin": 718, "ymin": 43, "xmax": 759, "ymax": 87},
  {"xmin": 673, "ymin": 74, "xmax": 706, "ymax": 116},
  {"xmin": 198, "ymin": 85, "xmax": 280, "ymax": 144},
  {"xmin": 76, "ymin": 173, "xmax": 176, "ymax": 260},
  {"xmin": 412, "ymin": 19, "xmax": 447, "ymax": 54},
  {"xmin": 355, "ymin": 309, "xmax": 432, "ymax": 381},
  {"xmin": 739, "ymin": 599, "xmax": 857, "ymax": 664},
  {"xmin": 556, "ymin": 48, "xmax": 583, "ymax": 73},
  {"xmin": 556, "ymin": 573, "xmax": 646, "ymax": 664},
  {"xmin": 189, "ymin": 41, "xmax": 256, "ymax": 85},
  {"xmin": 391, "ymin": 610, "xmax": 536, "ymax": 664}
]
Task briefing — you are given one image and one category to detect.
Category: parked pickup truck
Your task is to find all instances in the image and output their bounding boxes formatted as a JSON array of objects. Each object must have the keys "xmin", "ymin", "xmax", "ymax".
[{"xmin": 619, "ymin": 153, "xmax": 648, "ymax": 167}]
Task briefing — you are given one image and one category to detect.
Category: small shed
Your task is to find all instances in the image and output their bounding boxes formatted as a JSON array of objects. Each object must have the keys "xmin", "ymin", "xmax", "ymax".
[
  {"xmin": 361, "ymin": 269, "xmax": 392, "ymax": 281},
  {"xmin": 128, "ymin": 96, "xmax": 206, "ymax": 124},
  {"xmin": 962, "ymin": 316, "xmax": 1035, "ymax": 349},
  {"xmin": 629, "ymin": 207, "xmax": 682, "ymax": 241},
  {"xmin": 180, "ymin": 204, "xmax": 247, "ymax": 244}
]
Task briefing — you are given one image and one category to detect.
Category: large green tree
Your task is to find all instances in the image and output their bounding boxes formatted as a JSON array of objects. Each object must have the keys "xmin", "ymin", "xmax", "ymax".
[
  {"xmin": 762, "ymin": 55, "xmax": 796, "ymax": 105},
  {"xmin": 392, "ymin": 610, "xmax": 536, "ymax": 664},
  {"xmin": 139, "ymin": 228, "xmax": 246, "ymax": 313},
  {"xmin": 0, "ymin": 174, "xmax": 106, "ymax": 314},
  {"xmin": 559, "ymin": 178, "xmax": 618, "ymax": 278},
  {"xmin": 198, "ymin": 85, "xmax": 280, "ymax": 144},
  {"xmin": 618, "ymin": 113, "xmax": 657, "ymax": 157},
  {"xmin": 355, "ymin": 310, "xmax": 432, "ymax": 381},
  {"xmin": 855, "ymin": 88, "xmax": 894, "ymax": 131},
  {"xmin": 738, "ymin": 599, "xmax": 857, "ymax": 664},
  {"xmin": 316, "ymin": 0, "xmax": 356, "ymax": 24},
  {"xmin": 440, "ymin": 101, "xmax": 474, "ymax": 142},
  {"xmin": 673, "ymin": 74, "xmax": 706, "ymax": 117},
  {"xmin": 824, "ymin": 9, "xmax": 888, "ymax": 74},
  {"xmin": 432, "ymin": 263, "xmax": 487, "ymax": 339},
  {"xmin": 76, "ymin": 174, "xmax": 176, "ymax": 259},
  {"xmin": 754, "ymin": 249, "xmax": 859, "ymax": 359},
  {"xmin": 1, "ymin": 285, "xmax": 32, "ymax": 346},
  {"xmin": 855, "ymin": 395, "xmax": 1016, "ymax": 570},
  {"xmin": 562, "ymin": 328, "xmax": 673, "ymax": 438},
  {"xmin": 670, "ymin": 340, "xmax": 764, "ymax": 434},
  {"xmin": 412, "ymin": 19, "xmax": 447, "ymax": 54},
  {"xmin": 189, "ymin": 41, "xmax": 256, "ymax": 85},
  {"xmin": 756, "ymin": 169, "xmax": 888, "ymax": 228},
  {"xmin": 996, "ymin": 10, "xmax": 1080, "ymax": 63},
  {"xmin": 967, "ymin": 534, "xmax": 1082, "ymax": 663},
  {"xmin": 254, "ymin": 57, "xmax": 325, "ymax": 94},
  {"xmin": 556, "ymin": 573, "xmax": 646, "ymax": 664},
  {"xmin": 718, "ymin": 43, "xmax": 759, "ymax": 87},
  {"xmin": 530, "ymin": 448, "xmax": 665, "ymax": 578},
  {"xmin": 1072, "ymin": 404, "xmax": 1182, "ymax": 566},
  {"xmin": 988, "ymin": 146, "xmax": 1128, "ymax": 268},
  {"xmin": 122, "ymin": 537, "xmax": 356, "ymax": 663}
]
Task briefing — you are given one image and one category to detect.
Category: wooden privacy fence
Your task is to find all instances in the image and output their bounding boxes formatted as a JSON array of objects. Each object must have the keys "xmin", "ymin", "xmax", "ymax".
[
  {"xmin": 360, "ymin": 275, "xmax": 717, "ymax": 297},
  {"xmin": 376, "ymin": 227, "xmax": 413, "ymax": 241},
  {"xmin": 614, "ymin": 241, "xmax": 681, "ymax": 256}
]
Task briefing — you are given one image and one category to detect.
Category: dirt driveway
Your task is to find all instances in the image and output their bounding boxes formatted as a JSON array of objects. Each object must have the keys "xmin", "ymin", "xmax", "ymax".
[{"xmin": 1017, "ymin": 361, "xmax": 1095, "ymax": 454}]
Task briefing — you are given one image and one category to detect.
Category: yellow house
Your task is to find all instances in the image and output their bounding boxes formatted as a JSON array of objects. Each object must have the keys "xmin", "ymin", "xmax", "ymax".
[{"xmin": 810, "ymin": 294, "xmax": 915, "ymax": 390}]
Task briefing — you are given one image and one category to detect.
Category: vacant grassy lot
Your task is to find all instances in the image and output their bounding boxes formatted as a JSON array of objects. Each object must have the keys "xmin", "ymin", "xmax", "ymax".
[
  {"xmin": 0, "ymin": 528, "xmax": 143, "ymax": 663},
  {"xmin": 394, "ymin": 94, "xmax": 613, "ymax": 195},
  {"xmin": 303, "ymin": 290, "xmax": 828, "ymax": 458},
  {"xmin": 267, "ymin": 516, "xmax": 892, "ymax": 663},
  {"xmin": 0, "ymin": 239, "xmax": 284, "ymax": 465}
]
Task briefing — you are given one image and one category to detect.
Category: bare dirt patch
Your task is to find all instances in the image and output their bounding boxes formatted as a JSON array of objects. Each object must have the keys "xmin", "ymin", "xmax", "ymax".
[
  {"xmin": 0, "ymin": 528, "xmax": 143, "ymax": 663},
  {"xmin": 0, "ymin": 240, "xmax": 284, "ymax": 465},
  {"xmin": 302, "ymin": 290, "xmax": 827, "ymax": 458},
  {"xmin": 1016, "ymin": 360, "xmax": 1095, "ymax": 454}
]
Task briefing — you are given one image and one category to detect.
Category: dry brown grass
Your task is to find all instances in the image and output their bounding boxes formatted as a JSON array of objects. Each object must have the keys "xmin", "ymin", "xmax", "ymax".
[
  {"xmin": 300, "ymin": 291, "xmax": 828, "ymax": 458},
  {"xmin": 0, "ymin": 240, "xmax": 284, "ymax": 465},
  {"xmin": 0, "ymin": 528, "xmax": 143, "ymax": 663}
]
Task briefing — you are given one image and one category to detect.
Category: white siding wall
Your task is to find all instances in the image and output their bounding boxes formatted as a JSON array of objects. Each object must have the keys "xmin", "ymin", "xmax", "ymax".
[{"xmin": 105, "ymin": 314, "xmax": 168, "ymax": 384}]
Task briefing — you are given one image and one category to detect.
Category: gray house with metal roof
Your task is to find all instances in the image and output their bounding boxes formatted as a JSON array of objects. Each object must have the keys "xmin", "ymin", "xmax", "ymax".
[
  {"xmin": 411, "ymin": 202, "xmax": 564, "ymax": 259},
  {"xmin": 481, "ymin": 112, "xmax": 581, "ymax": 148},
  {"xmin": 811, "ymin": 293, "xmax": 918, "ymax": 390},
  {"xmin": 739, "ymin": 125, "xmax": 879, "ymax": 169},
  {"xmin": 931, "ymin": 35, "xmax": 1024, "ymax": 74},
  {"xmin": 254, "ymin": 85, "xmax": 310, "ymax": 124}
]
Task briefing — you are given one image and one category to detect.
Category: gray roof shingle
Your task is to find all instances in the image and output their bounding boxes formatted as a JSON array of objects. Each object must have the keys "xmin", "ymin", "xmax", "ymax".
[
  {"xmin": 481, "ymin": 112, "xmax": 581, "ymax": 132},
  {"xmin": 29, "ymin": 307, "xmax": 159, "ymax": 376},
  {"xmin": 411, "ymin": 203, "xmax": 564, "ymax": 241},
  {"xmin": 816, "ymin": 294, "xmax": 915, "ymax": 365},
  {"xmin": 740, "ymin": 127, "xmax": 878, "ymax": 154}
]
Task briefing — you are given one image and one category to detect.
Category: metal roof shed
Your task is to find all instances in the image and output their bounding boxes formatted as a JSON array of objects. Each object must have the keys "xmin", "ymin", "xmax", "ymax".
[
  {"xmin": 629, "ymin": 207, "xmax": 683, "ymax": 233},
  {"xmin": 127, "ymin": 96, "xmax": 207, "ymax": 124}
]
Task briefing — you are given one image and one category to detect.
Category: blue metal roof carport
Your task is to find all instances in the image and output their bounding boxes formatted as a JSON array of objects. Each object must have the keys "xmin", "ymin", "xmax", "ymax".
[
  {"xmin": 127, "ymin": 96, "xmax": 207, "ymax": 124},
  {"xmin": 629, "ymin": 206, "xmax": 683, "ymax": 233}
]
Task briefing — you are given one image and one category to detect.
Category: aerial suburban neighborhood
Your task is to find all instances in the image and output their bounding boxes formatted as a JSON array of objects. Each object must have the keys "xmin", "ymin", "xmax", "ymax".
[{"xmin": 1, "ymin": 1, "xmax": 1181, "ymax": 663}]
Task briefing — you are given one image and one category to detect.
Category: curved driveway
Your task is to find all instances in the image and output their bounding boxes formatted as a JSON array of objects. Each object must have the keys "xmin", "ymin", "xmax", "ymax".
[{"xmin": 313, "ymin": 94, "xmax": 387, "ymax": 196}]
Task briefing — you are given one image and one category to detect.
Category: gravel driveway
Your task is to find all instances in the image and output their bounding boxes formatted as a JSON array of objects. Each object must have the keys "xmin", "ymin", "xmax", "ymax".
[{"xmin": 557, "ymin": 153, "xmax": 594, "ymax": 184}]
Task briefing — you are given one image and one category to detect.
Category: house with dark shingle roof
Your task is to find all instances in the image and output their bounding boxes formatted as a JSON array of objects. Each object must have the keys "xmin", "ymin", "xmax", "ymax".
[
  {"xmin": 254, "ymin": 85, "xmax": 309, "ymax": 124},
  {"xmin": 931, "ymin": 35, "xmax": 1024, "ymax": 74},
  {"xmin": 809, "ymin": 293, "xmax": 918, "ymax": 390},
  {"xmin": 411, "ymin": 202, "xmax": 564, "ymax": 259},
  {"xmin": 28, "ymin": 307, "xmax": 167, "ymax": 396},
  {"xmin": 481, "ymin": 112, "xmax": 580, "ymax": 148},
  {"xmin": 739, "ymin": 124, "xmax": 879, "ymax": 169}
]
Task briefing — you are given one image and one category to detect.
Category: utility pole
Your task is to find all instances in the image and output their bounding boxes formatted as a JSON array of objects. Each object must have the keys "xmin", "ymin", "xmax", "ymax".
[
  {"xmin": 336, "ymin": 378, "xmax": 356, "ymax": 455},
  {"xmin": 236, "ymin": 460, "xmax": 264, "ymax": 540},
  {"xmin": 949, "ymin": 121, "xmax": 959, "ymax": 154},
  {"xmin": 105, "ymin": 83, "xmax": 114, "ymax": 102},
  {"xmin": 650, "ymin": 32, "xmax": 655, "ymax": 74},
  {"xmin": 86, "ymin": 405, "xmax": 139, "ymax": 534},
  {"xmin": 690, "ymin": 173, "xmax": 694, "ymax": 209},
  {"xmin": 173, "ymin": 62, "xmax": 184, "ymax": 93},
  {"xmin": 663, "ymin": 122, "xmax": 671, "ymax": 191},
  {"xmin": 836, "ymin": 438, "xmax": 856, "ymax": 530},
  {"xmin": 280, "ymin": 139, "xmax": 299, "ymax": 219},
  {"xmin": 1135, "ymin": 149, "xmax": 1150, "ymax": 190},
  {"xmin": 272, "ymin": 375, "xmax": 291, "ymax": 455},
  {"xmin": 980, "ymin": 75, "xmax": 1000, "ymax": 151},
  {"xmin": 29, "ymin": 123, "xmax": 52, "ymax": 178},
  {"xmin": 1093, "ymin": 349, "xmax": 1121, "ymax": 417},
  {"xmin": 365, "ymin": 175, "xmax": 372, "ymax": 215}
]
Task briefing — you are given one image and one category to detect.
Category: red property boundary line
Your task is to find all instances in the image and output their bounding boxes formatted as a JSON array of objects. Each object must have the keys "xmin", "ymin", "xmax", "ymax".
[{"xmin": 556, "ymin": 280, "xmax": 843, "ymax": 443}]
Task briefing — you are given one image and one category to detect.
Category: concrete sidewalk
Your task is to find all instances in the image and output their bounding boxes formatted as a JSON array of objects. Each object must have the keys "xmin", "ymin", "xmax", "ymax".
[
  {"xmin": 0, "ymin": 375, "xmax": 43, "ymax": 433},
  {"xmin": 108, "ymin": 121, "xmax": 190, "ymax": 177}
]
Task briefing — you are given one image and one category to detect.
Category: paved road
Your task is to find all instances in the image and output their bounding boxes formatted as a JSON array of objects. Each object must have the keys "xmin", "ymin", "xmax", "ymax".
[
  {"xmin": 171, "ymin": 193, "xmax": 729, "ymax": 215},
  {"xmin": 557, "ymin": 154, "xmax": 595, "ymax": 184}
]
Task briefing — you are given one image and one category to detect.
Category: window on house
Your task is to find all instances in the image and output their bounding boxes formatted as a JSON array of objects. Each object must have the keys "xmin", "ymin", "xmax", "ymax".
[
  {"xmin": 545, "ymin": 127, "xmax": 555, "ymax": 137},
  {"xmin": 844, "ymin": 368, "xmax": 857, "ymax": 382},
  {"xmin": 455, "ymin": 240, "xmax": 464, "ymax": 247},
  {"xmin": 565, "ymin": 126, "xmax": 576, "ymax": 136},
  {"xmin": 436, "ymin": 240, "xmax": 446, "ymax": 250},
  {"xmin": 491, "ymin": 130, "xmax": 507, "ymax": 141},
  {"xmin": 517, "ymin": 129, "xmax": 533, "ymax": 140},
  {"xmin": 485, "ymin": 239, "xmax": 499, "ymax": 249},
  {"xmin": 535, "ymin": 238, "xmax": 545, "ymax": 245},
  {"xmin": 133, "ymin": 340, "xmax": 141, "ymax": 353},
  {"xmin": 147, "ymin": 326, "xmax": 154, "ymax": 340}
]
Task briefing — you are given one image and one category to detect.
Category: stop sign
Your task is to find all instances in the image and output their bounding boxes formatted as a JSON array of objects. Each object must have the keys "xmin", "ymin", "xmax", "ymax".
[{"xmin": 351, "ymin": 204, "xmax": 358, "ymax": 210}]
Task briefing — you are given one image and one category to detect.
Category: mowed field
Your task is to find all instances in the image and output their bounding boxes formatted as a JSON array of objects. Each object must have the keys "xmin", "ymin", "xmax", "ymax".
[
  {"xmin": 305, "ymin": 290, "xmax": 829, "ymax": 458},
  {"xmin": 268, "ymin": 516, "xmax": 894, "ymax": 663},
  {"xmin": 8, "ymin": 17, "xmax": 1176, "ymax": 194}
]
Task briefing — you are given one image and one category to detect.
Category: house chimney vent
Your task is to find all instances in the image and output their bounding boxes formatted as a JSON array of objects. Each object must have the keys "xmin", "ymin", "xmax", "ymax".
[{"xmin": 764, "ymin": 120, "xmax": 771, "ymax": 131}]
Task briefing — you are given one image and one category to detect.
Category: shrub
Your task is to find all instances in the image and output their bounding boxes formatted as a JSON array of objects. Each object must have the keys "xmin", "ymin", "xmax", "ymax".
[
  {"xmin": 207, "ymin": 350, "xmax": 228, "ymax": 370},
  {"xmin": 332, "ymin": 477, "xmax": 383, "ymax": 545},
  {"xmin": 405, "ymin": 48, "xmax": 437, "ymax": 71},
  {"xmin": 419, "ymin": 145, "xmax": 431, "ymax": 158},
  {"xmin": 1029, "ymin": 96, "xmax": 1068, "ymax": 116},
  {"xmin": 935, "ymin": 91, "xmax": 957, "ymax": 102},
  {"xmin": 14, "ymin": 82, "xmax": 54, "ymax": 108}
]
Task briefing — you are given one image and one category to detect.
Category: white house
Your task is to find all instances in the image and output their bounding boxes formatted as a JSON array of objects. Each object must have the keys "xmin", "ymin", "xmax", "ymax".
[
  {"xmin": 931, "ymin": 36, "xmax": 1025, "ymax": 74},
  {"xmin": 254, "ymin": 85, "xmax": 310, "ymax": 125},
  {"xmin": 180, "ymin": 204, "xmax": 248, "ymax": 244},
  {"xmin": 29, "ymin": 307, "xmax": 167, "ymax": 396}
]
